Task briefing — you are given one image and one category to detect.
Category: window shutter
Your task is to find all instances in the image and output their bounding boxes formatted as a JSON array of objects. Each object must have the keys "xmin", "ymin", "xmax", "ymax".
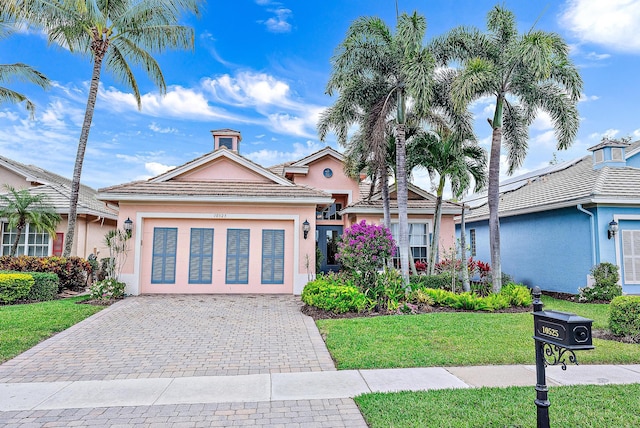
[
  {"xmin": 151, "ymin": 228, "xmax": 177, "ymax": 284},
  {"xmin": 623, "ymin": 230, "xmax": 640, "ymax": 284},
  {"xmin": 262, "ymin": 230, "xmax": 285, "ymax": 284},
  {"xmin": 226, "ymin": 229, "xmax": 250, "ymax": 284},
  {"xmin": 189, "ymin": 228, "xmax": 214, "ymax": 284}
]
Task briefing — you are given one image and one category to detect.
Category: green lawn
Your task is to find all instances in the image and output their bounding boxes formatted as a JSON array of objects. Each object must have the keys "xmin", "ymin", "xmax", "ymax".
[
  {"xmin": 0, "ymin": 297, "xmax": 104, "ymax": 363},
  {"xmin": 316, "ymin": 296, "xmax": 640, "ymax": 369},
  {"xmin": 356, "ymin": 383, "xmax": 640, "ymax": 427}
]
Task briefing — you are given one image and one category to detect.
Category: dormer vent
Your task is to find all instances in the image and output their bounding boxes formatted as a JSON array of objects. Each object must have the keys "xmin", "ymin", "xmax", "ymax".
[
  {"xmin": 211, "ymin": 129, "xmax": 241, "ymax": 153},
  {"xmin": 587, "ymin": 138, "xmax": 629, "ymax": 170}
]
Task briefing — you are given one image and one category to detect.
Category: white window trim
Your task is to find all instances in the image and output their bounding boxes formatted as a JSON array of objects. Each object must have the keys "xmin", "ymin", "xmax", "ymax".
[
  {"xmin": 614, "ymin": 215, "xmax": 640, "ymax": 285},
  {"xmin": 1, "ymin": 222, "xmax": 53, "ymax": 256}
]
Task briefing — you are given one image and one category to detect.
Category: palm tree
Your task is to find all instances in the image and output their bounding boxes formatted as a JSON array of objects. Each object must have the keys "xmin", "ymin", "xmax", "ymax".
[
  {"xmin": 15, "ymin": 0, "xmax": 201, "ymax": 256},
  {"xmin": 408, "ymin": 128, "xmax": 487, "ymax": 277},
  {"xmin": 0, "ymin": 4, "xmax": 50, "ymax": 116},
  {"xmin": 431, "ymin": 5, "xmax": 582, "ymax": 292},
  {"xmin": 321, "ymin": 11, "xmax": 435, "ymax": 283},
  {"xmin": 0, "ymin": 185, "xmax": 61, "ymax": 256}
]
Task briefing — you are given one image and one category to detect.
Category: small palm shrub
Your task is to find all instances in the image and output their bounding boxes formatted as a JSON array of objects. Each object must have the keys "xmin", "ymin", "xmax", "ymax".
[
  {"xmin": 0, "ymin": 273, "xmax": 34, "ymax": 304},
  {"xmin": 302, "ymin": 275, "xmax": 367, "ymax": 314},
  {"xmin": 500, "ymin": 283, "xmax": 532, "ymax": 307},
  {"xmin": 579, "ymin": 262, "xmax": 622, "ymax": 302},
  {"xmin": 90, "ymin": 278, "xmax": 126, "ymax": 300},
  {"xmin": 609, "ymin": 296, "xmax": 640, "ymax": 340}
]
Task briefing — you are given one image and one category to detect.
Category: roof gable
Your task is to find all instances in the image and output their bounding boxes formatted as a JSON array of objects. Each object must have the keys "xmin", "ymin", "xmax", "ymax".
[
  {"xmin": 290, "ymin": 147, "xmax": 344, "ymax": 167},
  {"xmin": 150, "ymin": 148, "xmax": 293, "ymax": 186}
]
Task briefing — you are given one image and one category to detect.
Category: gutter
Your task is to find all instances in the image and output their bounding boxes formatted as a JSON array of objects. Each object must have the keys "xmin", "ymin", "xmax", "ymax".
[{"xmin": 577, "ymin": 204, "xmax": 596, "ymax": 265}]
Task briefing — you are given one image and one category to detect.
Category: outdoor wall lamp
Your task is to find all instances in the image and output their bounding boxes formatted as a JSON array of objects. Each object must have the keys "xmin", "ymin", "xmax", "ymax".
[
  {"xmin": 608, "ymin": 220, "xmax": 618, "ymax": 240},
  {"xmin": 123, "ymin": 217, "xmax": 133, "ymax": 237},
  {"xmin": 302, "ymin": 219, "xmax": 310, "ymax": 240}
]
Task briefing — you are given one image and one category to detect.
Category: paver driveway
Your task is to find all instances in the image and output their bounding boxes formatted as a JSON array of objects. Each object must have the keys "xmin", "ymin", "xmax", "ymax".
[{"xmin": 0, "ymin": 295, "xmax": 335, "ymax": 383}]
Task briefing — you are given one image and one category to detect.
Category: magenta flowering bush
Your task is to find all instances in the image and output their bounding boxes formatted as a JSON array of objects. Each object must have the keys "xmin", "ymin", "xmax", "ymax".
[{"xmin": 336, "ymin": 220, "xmax": 396, "ymax": 274}]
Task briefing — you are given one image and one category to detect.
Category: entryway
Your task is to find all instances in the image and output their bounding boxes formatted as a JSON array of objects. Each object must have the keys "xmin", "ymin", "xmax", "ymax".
[{"xmin": 316, "ymin": 225, "xmax": 342, "ymax": 273}]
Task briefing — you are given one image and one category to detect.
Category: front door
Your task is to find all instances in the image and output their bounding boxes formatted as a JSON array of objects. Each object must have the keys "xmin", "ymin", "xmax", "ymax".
[{"xmin": 316, "ymin": 225, "xmax": 343, "ymax": 274}]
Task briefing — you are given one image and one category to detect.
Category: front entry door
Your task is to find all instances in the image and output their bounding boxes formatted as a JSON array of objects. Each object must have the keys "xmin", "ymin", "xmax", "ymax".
[{"xmin": 316, "ymin": 225, "xmax": 343, "ymax": 274}]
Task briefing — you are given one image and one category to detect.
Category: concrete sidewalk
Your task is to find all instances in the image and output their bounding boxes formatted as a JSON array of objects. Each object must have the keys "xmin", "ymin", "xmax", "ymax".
[{"xmin": 2, "ymin": 364, "xmax": 640, "ymax": 412}]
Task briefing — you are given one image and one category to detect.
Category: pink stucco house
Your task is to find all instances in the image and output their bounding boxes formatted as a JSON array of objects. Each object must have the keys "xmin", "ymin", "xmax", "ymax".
[
  {"xmin": 0, "ymin": 155, "xmax": 117, "ymax": 258},
  {"xmin": 97, "ymin": 129, "xmax": 461, "ymax": 295}
]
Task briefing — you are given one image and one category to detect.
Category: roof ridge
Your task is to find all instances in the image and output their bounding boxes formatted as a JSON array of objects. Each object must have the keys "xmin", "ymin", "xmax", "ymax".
[{"xmin": 591, "ymin": 166, "xmax": 609, "ymax": 195}]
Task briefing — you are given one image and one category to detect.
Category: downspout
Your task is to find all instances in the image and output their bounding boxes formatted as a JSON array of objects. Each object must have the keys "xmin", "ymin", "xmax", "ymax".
[{"xmin": 577, "ymin": 204, "xmax": 596, "ymax": 265}]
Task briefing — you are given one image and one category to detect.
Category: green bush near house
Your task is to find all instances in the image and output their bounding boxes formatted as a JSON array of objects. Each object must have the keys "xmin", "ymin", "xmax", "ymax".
[
  {"xmin": 414, "ymin": 284, "xmax": 530, "ymax": 312},
  {"xmin": 609, "ymin": 295, "xmax": 640, "ymax": 338},
  {"xmin": 0, "ymin": 273, "xmax": 34, "ymax": 304},
  {"xmin": 579, "ymin": 262, "xmax": 622, "ymax": 302},
  {"xmin": 410, "ymin": 272, "xmax": 457, "ymax": 290},
  {"xmin": 26, "ymin": 273, "xmax": 59, "ymax": 301},
  {"xmin": 302, "ymin": 275, "xmax": 367, "ymax": 313},
  {"xmin": 0, "ymin": 256, "xmax": 91, "ymax": 292}
]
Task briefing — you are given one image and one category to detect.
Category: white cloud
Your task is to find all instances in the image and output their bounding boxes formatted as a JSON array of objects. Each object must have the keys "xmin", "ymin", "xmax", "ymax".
[
  {"xmin": 204, "ymin": 72, "xmax": 293, "ymax": 108},
  {"xmin": 560, "ymin": 0, "xmax": 640, "ymax": 53},
  {"xmin": 585, "ymin": 52, "xmax": 611, "ymax": 61},
  {"xmin": 149, "ymin": 122, "xmax": 177, "ymax": 134},
  {"xmin": 263, "ymin": 8, "xmax": 293, "ymax": 33},
  {"xmin": 531, "ymin": 111, "xmax": 554, "ymax": 131},
  {"xmin": 633, "ymin": 129, "xmax": 640, "ymax": 139},
  {"xmin": 0, "ymin": 111, "xmax": 19, "ymax": 121},
  {"xmin": 579, "ymin": 93, "xmax": 599, "ymax": 102},
  {"xmin": 145, "ymin": 162, "xmax": 175, "ymax": 176},
  {"xmin": 245, "ymin": 140, "xmax": 324, "ymax": 166},
  {"xmin": 589, "ymin": 129, "xmax": 620, "ymax": 140}
]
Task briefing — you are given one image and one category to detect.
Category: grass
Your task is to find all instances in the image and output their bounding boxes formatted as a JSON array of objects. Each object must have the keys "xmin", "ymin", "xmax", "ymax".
[
  {"xmin": 0, "ymin": 296, "xmax": 104, "ymax": 363},
  {"xmin": 355, "ymin": 383, "xmax": 640, "ymax": 427},
  {"xmin": 316, "ymin": 296, "xmax": 640, "ymax": 369}
]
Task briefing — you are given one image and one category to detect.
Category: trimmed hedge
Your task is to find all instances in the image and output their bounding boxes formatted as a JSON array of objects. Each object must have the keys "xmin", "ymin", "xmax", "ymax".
[
  {"xmin": 302, "ymin": 277, "xmax": 367, "ymax": 314},
  {"xmin": 609, "ymin": 296, "xmax": 640, "ymax": 338},
  {"xmin": 410, "ymin": 272, "xmax": 458, "ymax": 290},
  {"xmin": 0, "ymin": 273, "xmax": 34, "ymax": 304},
  {"xmin": 0, "ymin": 256, "xmax": 91, "ymax": 292},
  {"xmin": 0, "ymin": 270, "xmax": 59, "ymax": 302}
]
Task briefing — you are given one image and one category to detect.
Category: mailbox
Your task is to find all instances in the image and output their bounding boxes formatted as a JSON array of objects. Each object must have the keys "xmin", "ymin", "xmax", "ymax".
[{"xmin": 533, "ymin": 309, "xmax": 594, "ymax": 350}]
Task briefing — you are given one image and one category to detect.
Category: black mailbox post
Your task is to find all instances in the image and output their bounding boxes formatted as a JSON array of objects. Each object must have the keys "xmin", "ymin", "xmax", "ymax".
[{"xmin": 531, "ymin": 287, "xmax": 594, "ymax": 428}]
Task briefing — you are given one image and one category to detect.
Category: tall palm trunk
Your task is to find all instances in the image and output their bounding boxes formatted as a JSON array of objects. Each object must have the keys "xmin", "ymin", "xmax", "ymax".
[
  {"xmin": 10, "ymin": 223, "xmax": 25, "ymax": 257},
  {"xmin": 460, "ymin": 205, "xmax": 470, "ymax": 292},
  {"xmin": 428, "ymin": 177, "xmax": 445, "ymax": 275},
  {"xmin": 396, "ymin": 122, "xmax": 410, "ymax": 284},
  {"xmin": 488, "ymin": 95, "xmax": 504, "ymax": 292},
  {"xmin": 63, "ymin": 40, "xmax": 107, "ymax": 257}
]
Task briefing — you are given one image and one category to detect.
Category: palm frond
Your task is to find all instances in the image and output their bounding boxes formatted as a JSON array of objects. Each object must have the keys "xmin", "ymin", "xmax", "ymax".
[{"xmin": 502, "ymin": 103, "xmax": 529, "ymax": 174}]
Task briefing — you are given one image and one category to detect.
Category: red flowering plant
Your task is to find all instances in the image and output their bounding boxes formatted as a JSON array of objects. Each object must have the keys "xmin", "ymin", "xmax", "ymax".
[{"xmin": 336, "ymin": 220, "xmax": 395, "ymax": 290}]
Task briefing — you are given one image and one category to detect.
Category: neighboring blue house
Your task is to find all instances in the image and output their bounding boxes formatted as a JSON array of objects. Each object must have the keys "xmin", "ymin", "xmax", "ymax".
[{"xmin": 460, "ymin": 139, "xmax": 640, "ymax": 295}]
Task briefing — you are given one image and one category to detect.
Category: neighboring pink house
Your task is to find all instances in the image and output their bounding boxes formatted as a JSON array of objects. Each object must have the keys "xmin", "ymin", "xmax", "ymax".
[
  {"xmin": 0, "ymin": 155, "xmax": 117, "ymax": 258},
  {"xmin": 97, "ymin": 129, "xmax": 461, "ymax": 295}
]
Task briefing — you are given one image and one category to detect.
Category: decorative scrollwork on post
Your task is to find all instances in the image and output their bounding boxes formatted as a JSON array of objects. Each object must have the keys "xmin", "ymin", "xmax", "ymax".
[{"xmin": 542, "ymin": 343, "xmax": 578, "ymax": 370}]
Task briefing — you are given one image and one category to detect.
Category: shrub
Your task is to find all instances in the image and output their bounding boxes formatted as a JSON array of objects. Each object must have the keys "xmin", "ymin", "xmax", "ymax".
[
  {"xmin": 369, "ymin": 268, "xmax": 406, "ymax": 313},
  {"xmin": 579, "ymin": 262, "xmax": 622, "ymax": 302},
  {"xmin": 411, "ymin": 272, "xmax": 459, "ymax": 291},
  {"xmin": 336, "ymin": 220, "xmax": 395, "ymax": 290},
  {"xmin": 0, "ymin": 256, "xmax": 91, "ymax": 291},
  {"xmin": 90, "ymin": 278, "xmax": 126, "ymax": 300},
  {"xmin": 609, "ymin": 296, "xmax": 640, "ymax": 338},
  {"xmin": 301, "ymin": 275, "xmax": 367, "ymax": 313},
  {"xmin": 420, "ymin": 288, "xmax": 514, "ymax": 312},
  {"xmin": 411, "ymin": 289, "xmax": 434, "ymax": 306},
  {"xmin": 500, "ymin": 283, "xmax": 532, "ymax": 307},
  {"xmin": 27, "ymin": 272, "xmax": 59, "ymax": 301},
  {"xmin": 0, "ymin": 273, "xmax": 34, "ymax": 304}
]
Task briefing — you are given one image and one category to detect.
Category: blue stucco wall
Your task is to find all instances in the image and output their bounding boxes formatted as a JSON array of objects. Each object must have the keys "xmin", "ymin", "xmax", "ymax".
[{"xmin": 461, "ymin": 206, "xmax": 593, "ymax": 294}]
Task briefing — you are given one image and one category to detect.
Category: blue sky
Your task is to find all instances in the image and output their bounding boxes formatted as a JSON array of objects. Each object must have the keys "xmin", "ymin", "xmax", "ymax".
[{"xmin": 1, "ymin": 0, "xmax": 640, "ymax": 195}]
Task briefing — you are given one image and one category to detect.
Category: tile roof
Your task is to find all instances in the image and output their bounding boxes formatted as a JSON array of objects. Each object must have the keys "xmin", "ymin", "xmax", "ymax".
[
  {"xmin": 466, "ymin": 155, "xmax": 640, "ymax": 220},
  {"xmin": 0, "ymin": 155, "xmax": 117, "ymax": 219},
  {"xmin": 98, "ymin": 180, "xmax": 331, "ymax": 201}
]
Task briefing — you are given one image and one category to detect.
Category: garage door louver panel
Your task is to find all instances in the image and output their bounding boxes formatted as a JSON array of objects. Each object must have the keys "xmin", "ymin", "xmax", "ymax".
[
  {"xmin": 262, "ymin": 229, "xmax": 285, "ymax": 284},
  {"xmin": 226, "ymin": 229, "xmax": 249, "ymax": 284},
  {"xmin": 151, "ymin": 228, "xmax": 178, "ymax": 284},
  {"xmin": 189, "ymin": 228, "xmax": 214, "ymax": 284}
]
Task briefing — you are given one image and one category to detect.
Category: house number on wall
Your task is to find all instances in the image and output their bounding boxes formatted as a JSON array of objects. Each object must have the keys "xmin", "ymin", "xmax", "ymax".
[{"xmin": 211, "ymin": 213, "xmax": 227, "ymax": 218}]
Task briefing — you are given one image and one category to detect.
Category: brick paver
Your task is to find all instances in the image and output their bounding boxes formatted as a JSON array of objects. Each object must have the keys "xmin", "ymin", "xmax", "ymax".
[
  {"xmin": 0, "ymin": 295, "xmax": 335, "ymax": 383},
  {"xmin": 0, "ymin": 399, "xmax": 368, "ymax": 427}
]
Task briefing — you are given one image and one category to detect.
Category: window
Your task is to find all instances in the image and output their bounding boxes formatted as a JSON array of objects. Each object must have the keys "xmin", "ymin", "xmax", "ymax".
[
  {"xmin": 189, "ymin": 228, "xmax": 214, "ymax": 284},
  {"xmin": 226, "ymin": 229, "xmax": 250, "ymax": 284},
  {"xmin": 612, "ymin": 147, "xmax": 623, "ymax": 161},
  {"xmin": 1, "ymin": 223, "xmax": 51, "ymax": 256},
  {"xmin": 318, "ymin": 203, "xmax": 342, "ymax": 220},
  {"xmin": 219, "ymin": 137, "xmax": 233, "ymax": 149},
  {"xmin": 470, "ymin": 229, "xmax": 477, "ymax": 257},
  {"xmin": 151, "ymin": 228, "xmax": 177, "ymax": 284},
  {"xmin": 622, "ymin": 230, "xmax": 640, "ymax": 284},
  {"xmin": 262, "ymin": 230, "xmax": 285, "ymax": 284},
  {"xmin": 390, "ymin": 223, "xmax": 429, "ymax": 263},
  {"xmin": 594, "ymin": 149, "xmax": 604, "ymax": 163}
]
